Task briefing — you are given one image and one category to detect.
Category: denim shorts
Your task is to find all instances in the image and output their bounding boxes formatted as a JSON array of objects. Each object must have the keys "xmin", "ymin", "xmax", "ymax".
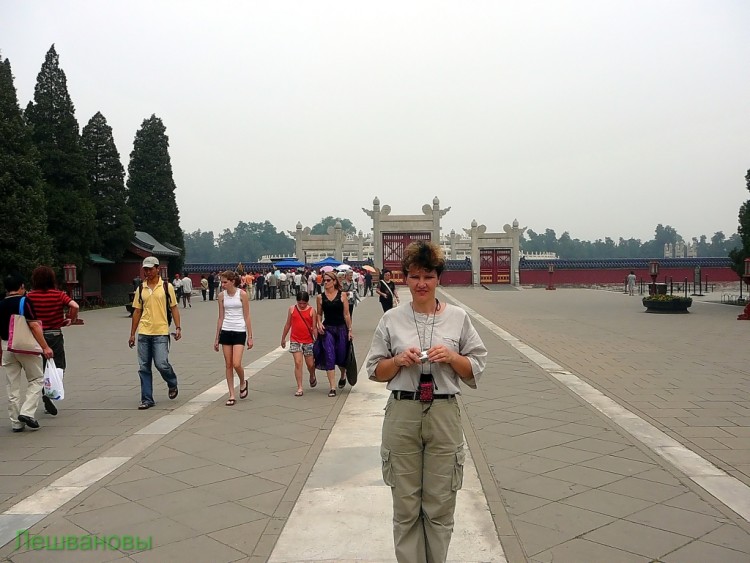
[{"xmin": 289, "ymin": 341, "xmax": 314, "ymax": 356}]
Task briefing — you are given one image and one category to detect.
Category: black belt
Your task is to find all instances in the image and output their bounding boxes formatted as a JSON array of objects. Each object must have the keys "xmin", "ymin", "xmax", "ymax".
[{"xmin": 392, "ymin": 390, "xmax": 455, "ymax": 401}]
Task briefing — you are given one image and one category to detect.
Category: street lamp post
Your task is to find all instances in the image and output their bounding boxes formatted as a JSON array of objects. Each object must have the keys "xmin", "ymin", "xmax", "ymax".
[
  {"xmin": 546, "ymin": 264, "xmax": 556, "ymax": 291},
  {"xmin": 649, "ymin": 261, "xmax": 659, "ymax": 295}
]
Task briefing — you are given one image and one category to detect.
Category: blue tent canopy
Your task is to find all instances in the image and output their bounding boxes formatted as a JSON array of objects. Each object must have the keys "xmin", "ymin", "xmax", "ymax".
[
  {"xmin": 274, "ymin": 259, "xmax": 305, "ymax": 268},
  {"xmin": 311, "ymin": 257, "xmax": 342, "ymax": 268}
]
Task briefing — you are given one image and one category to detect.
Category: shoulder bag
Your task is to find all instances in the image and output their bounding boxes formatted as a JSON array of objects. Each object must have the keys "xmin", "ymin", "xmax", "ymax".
[{"xmin": 7, "ymin": 297, "xmax": 43, "ymax": 355}]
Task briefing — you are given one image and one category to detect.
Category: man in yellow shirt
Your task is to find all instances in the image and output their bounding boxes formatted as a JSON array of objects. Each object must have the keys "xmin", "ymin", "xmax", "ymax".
[{"xmin": 128, "ymin": 257, "xmax": 182, "ymax": 410}]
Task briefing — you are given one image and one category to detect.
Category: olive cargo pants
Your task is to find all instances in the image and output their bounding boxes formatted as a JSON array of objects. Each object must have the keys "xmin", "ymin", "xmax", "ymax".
[{"xmin": 380, "ymin": 395, "xmax": 466, "ymax": 563}]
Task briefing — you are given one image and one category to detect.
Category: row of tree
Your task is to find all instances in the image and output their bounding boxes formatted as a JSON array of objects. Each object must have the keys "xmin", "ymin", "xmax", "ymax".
[
  {"xmin": 184, "ymin": 215, "xmax": 743, "ymax": 264},
  {"xmin": 521, "ymin": 225, "xmax": 741, "ymax": 260},
  {"xmin": 183, "ymin": 216, "xmax": 357, "ymax": 262},
  {"xmin": 0, "ymin": 45, "xmax": 182, "ymax": 288}
]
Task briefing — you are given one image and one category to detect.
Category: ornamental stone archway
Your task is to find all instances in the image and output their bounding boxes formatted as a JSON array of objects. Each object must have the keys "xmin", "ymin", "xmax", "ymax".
[{"xmin": 362, "ymin": 196, "xmax": 450, "ymax": 282}]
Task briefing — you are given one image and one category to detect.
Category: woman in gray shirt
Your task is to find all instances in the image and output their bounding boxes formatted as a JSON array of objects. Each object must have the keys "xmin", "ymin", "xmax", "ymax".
[{"xmin": 367, "ymin": 241, "xmax": 487, "ymax": 563}]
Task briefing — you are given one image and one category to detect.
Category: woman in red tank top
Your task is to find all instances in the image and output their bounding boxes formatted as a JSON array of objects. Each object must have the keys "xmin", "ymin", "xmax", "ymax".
[{"xmin": 280, "ymin": 290, "xmax": 318, "ymax": 396}]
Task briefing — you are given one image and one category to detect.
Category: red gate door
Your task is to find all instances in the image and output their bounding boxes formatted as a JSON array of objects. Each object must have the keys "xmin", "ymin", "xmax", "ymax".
[
  {"xmin": 382, "ymin": 232, "xmax": 431, "ymax": 283},
  {"xmin": 480, "ymin": 248, "xmax": 511, "ymax": 284}
]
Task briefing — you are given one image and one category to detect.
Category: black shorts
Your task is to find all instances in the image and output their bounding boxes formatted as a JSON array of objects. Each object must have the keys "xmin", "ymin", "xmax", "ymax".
[{"xmin": 218, "ymin": 330, "xmax": 246, "ymax": 346}]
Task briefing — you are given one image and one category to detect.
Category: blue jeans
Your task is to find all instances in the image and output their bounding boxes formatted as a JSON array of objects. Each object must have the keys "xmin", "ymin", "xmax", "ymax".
[{"xmin": 137, "ymin": 335, "xmax": 178, "ymax": 405}]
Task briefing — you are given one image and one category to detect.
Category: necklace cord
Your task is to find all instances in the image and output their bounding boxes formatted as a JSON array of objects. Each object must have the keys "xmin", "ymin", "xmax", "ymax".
[{"xmin": 412, "ymin": 298, "xmax": 438, "ymax": 375}]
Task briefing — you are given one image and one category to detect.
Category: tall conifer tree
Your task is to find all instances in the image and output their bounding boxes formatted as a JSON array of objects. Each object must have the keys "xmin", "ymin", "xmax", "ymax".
[
  {"xmin": 81, "ymin": 111, "xmax": 134, "ymax": 260},
  {"xmin": 0, "ymin": 56, "xmax": 52, "ymax": 285},
  {"xmin": 25, "ymin": 45, "xmax": 95, "ymax": 268},
  {"xmin": 127, "ymin": 114, "xmax": 183, "ymax": 268},
  {"xmin": 730, "ymin": 169, "xmax": 750, "ymax": 276}
]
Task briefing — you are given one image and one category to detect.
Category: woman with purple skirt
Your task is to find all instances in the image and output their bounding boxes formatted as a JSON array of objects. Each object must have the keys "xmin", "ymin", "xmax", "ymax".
[{"xmin": 316, "ymin": 271, "xmax": 352, "ymax": 397}]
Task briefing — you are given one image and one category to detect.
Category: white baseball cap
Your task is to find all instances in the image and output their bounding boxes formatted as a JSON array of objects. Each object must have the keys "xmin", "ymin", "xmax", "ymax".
[{"xmin": 142, "ymin": 256, "xmax": 160, "ymax": 268}]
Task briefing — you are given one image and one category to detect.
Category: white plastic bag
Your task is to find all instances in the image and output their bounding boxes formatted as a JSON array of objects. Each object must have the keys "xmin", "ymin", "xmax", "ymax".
[{"xmin": 43, "ymin": 358, "xmax": 64, "ymax": 401}]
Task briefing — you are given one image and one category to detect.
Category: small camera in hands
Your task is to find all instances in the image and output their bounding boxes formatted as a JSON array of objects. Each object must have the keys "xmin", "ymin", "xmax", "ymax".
[{"xmin": 419, "ymin": 350, "xmax": 430, "ymax": 363}]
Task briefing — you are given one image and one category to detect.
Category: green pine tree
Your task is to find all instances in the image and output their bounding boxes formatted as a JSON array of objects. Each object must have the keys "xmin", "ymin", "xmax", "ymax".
[
  {"xmin": 729, "ymin": 168, "xmax": 750, "ymax": 277},
  {"xmin": 0, "ymin": 56, "xmax": 53, "ymax": 288},
  {"xmin": 81, "ymin": 111, "xmax": 134, "ymax": 260},
  {"xmin": 25, "ymin": 44, "xmax": 96, "ymax": 269},
  {"xmin": 127, "ymin": 114, "xmax": 184, "ymax": 271}
]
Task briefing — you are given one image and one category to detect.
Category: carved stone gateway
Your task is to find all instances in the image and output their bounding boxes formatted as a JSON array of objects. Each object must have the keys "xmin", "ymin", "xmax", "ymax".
[
  {"xmin": 362, "ymin": 196, "xmax": 450, "ymax": 279},
  {"xmin": 464, "ymin": 219, "xmax": 526, "ymax": 286},
  {"xmin": 290, "ymin": 197, "xmax": 523, "ymax": 287}
]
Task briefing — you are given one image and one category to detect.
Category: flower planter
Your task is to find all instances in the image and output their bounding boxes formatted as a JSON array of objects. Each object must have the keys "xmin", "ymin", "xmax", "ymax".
[{"xmin": 642, "ymin": 297, "xmax": 692, "ymax": 313}]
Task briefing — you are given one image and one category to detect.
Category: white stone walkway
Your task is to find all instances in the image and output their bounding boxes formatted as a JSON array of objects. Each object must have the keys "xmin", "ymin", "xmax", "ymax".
[{"xmin": 268, "ymin": 360, "xmax": 507, "ymax": 563}]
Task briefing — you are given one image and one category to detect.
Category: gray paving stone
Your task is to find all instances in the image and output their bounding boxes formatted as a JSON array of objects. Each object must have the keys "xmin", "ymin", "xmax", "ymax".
[
  {"xmin": 129, "ymin": 534, "xmax": 246, "ymax": 562},
  {"xmin": 662, "ymin": 540, "xmax": 750, "ymax": 562},
  {"xmin": 517, "ymin": 501, "xmax": 615, "ymax": 539},
  {"xmin": 561, "ymin": 488, "xmax": 654, "ymax": 518},
  {"xmin": 578, "ymin": 453, "xmax": 655, "ymax": 476},
  {"xmin": 700, "ymin": 523, "xmax": 750, "ymax": 554},
  {"xmin": 136, "ymin": 487, "xmax": 226, "ymax": 515},
  {"xmin": 625, "ymin": 503, "xmax": 725, "ymax": 537},
  {"xmin": 533, "ymin": 444, "xmax": 602, "ymax": 464},
  {"xmin": 498, "ymin": 489, "xmax": 550, "ymax": 516},
  {"xmin": 583, "ymin": 519, "xmax": 692, "ymax": 558},
  {"xmin": 208, "ymin": 517, "xmax": 270, "ymax": 556},
  {"xmin": 513, "ymin": 520, "xmax": 571, "ymax": 557},
  {"xmin": 170, "ymin": 464, "xmax": 246, "ymax": 487},
  {"xmin": 170, "ymin": 501, "xmax": 267, "ymax": 534},
  {"xmin": 106, "ymin": 474, "xmax": 191, "ymax": 501},
  {"xmin": 66, "ymin": 501, "xmax": 163, "ymax": 534},
  {"xmin": 542, "ymin": 465, "xmax": 623, "ymax": 488},
  {"xmin": 601, "ymin": 476, "xmax": 686, "ymax": 503},
  {"xmin": 532, "ymin": 538, "xmax": 648, "ymax": 563},
  {"xmin": 503, "ymin": 474, "xmax": 589, "ymax": 501},
  {"xmin": 200, "ymin": 474, "xmax": 284, "ymax": 502},
  {"xmin": 493, "ymin": 453, "xmax": 570, "ymax": 475},
  {"xmin": 236, "ymin": 488, "xmax": 285, "ymax": 516},
  {"xmin": 140, "ymin": 452, "xmax": 214, "ymax": 475},
  {"xmin": 65, "ymin": 488, "xmax": 130, "ymax": 515}
]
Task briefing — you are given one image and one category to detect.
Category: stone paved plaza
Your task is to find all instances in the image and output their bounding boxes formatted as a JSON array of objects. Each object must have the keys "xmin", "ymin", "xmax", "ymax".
[{"xmin": 1, "ymin": 287, "xmax": 750, "ymax": 562}]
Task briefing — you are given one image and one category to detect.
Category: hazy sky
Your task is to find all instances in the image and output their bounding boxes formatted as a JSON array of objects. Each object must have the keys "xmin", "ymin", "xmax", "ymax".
[{"xmin": 3, "ymin": 1, "xmax": 749, "ymax": 243}]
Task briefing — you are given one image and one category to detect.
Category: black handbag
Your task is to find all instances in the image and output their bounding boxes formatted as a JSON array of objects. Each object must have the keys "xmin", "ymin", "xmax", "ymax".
[{"xmin": 345, "ymin": 341, "xmax": 357, "ymax": 386}]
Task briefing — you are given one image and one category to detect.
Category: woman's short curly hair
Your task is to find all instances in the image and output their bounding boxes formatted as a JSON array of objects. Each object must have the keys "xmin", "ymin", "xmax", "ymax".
[
  {"xmin": 401, "ymin": 241, "xmax": 445, "ymax": 276},
  {"xmin": 31, "ymin": 266, "xmax": 57, "ymax": 290}
]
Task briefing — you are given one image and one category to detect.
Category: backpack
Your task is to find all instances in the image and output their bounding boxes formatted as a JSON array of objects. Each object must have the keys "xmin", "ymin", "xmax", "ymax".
[{"xmin": 138, "ymin": 280, "xmax": 173, "ymax": 327}]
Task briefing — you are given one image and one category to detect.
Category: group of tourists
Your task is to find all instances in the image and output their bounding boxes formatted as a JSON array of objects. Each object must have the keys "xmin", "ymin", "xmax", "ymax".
[
  {"xmin": 3, "ymin": 241, "xmax": 487, "ymax": 562},
  {"xmin": 1, "ymin": 267, "xmax": 79, "ymax": 432}
]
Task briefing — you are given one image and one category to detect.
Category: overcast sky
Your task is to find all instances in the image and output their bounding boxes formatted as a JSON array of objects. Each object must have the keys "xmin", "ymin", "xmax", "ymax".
[{"xmin": 3, "ymin": 1, "xmax": 749, "ymax": 243}]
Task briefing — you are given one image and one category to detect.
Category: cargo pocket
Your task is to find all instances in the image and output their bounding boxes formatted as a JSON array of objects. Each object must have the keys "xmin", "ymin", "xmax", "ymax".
[
  {"xmin": 381, "ymin": 446, "xmax": 395, "ymax": 487},
  {"xmin": 451, "ymin": 448, "xmax": 466, "ymax": 492}
]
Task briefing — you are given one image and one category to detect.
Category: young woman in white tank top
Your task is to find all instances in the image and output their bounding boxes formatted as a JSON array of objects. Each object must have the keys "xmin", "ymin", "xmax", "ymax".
[{"xmin": 214, "ymin": 271, "xmax": 254, "ymax": 406}]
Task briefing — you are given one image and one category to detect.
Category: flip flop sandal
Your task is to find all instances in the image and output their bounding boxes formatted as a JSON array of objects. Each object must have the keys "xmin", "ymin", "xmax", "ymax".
[
  {"xmin": 309, "ymin": 375, "xmax": 318, "ymax": 388},
  {"xmin": 168, "ymin": 386, "xmax": 179, "ymax": 400},
  {"xmin": 338, "ymin": 378, "xmax": 346, "ymax": 389},
  {"xmin": 239, "ymin": 383, "xmax": 249, "ymax": 399},
  {"xmin": 294, "ymin": 390, "xmax": 304, "ymax": 397},
  {"xmin": 328, "ymin": 389, "xmax": 337, "ymax": 397},
  {"xmin": 225, "ymin": 399, "xmax": 236, "ymax": 406}
]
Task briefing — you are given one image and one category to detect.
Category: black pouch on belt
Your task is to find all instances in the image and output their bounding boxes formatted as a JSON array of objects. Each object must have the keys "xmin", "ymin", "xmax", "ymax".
[{"xmin": 419, "ymin": 373, "xmax": 434, "ymax": 402}]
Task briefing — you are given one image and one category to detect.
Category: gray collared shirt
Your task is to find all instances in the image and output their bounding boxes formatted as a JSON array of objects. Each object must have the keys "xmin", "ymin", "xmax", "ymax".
[{"xmin": 367, "ymin": 303, "xmax": 487, "ymax": 395}]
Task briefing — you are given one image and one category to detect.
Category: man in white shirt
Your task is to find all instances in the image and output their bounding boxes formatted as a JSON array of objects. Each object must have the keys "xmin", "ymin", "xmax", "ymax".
[
  {"xmin": 180, "ymin": 274, "xmax": 193, "ymax": 308},
  {"xmin": 172, "ymin": 274, "xmax": 183, "ymax": 303},
  {"xmin": 279, "ymin": 271, "xmax": 288, "ymax": 299}
]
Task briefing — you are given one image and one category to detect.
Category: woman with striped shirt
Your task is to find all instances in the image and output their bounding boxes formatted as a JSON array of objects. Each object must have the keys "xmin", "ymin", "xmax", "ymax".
[{"xmin": 27, "ymin": 266, "xmax": 80, "ymax": 416}]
